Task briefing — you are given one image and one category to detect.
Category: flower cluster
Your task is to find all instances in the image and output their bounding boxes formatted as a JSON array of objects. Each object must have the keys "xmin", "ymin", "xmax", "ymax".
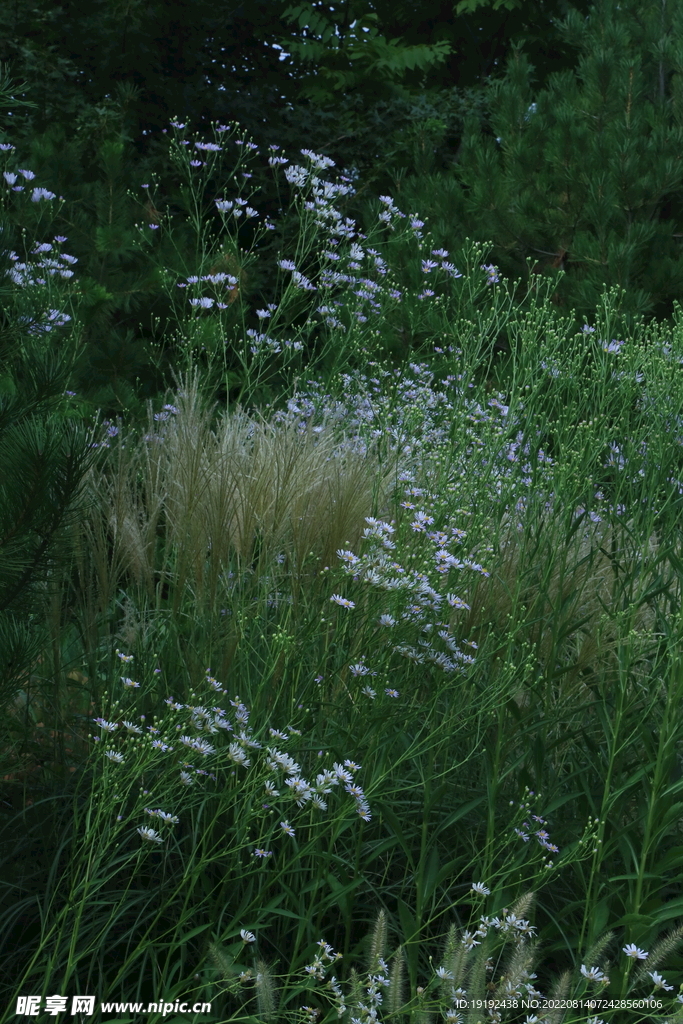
[{"xmin": 92, "ymin": 660, "xmax": 371, "ymax": 844}]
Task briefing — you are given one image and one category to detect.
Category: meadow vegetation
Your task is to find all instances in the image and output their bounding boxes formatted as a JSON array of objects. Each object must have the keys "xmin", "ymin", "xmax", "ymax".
[{"xmin": 3, "ymin": 118, "xmax": 683, "ymax": 1024}]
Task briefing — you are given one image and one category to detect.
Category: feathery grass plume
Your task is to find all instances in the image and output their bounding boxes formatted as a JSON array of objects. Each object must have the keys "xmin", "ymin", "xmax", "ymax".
[
  {"xmin": 464, "ymin": 944, "xmax": 490, "ymax": 1024},
  {"xmin": 494, "ymin": 938, "xmax": 538, "ymax": 1000},
  {"xmin": 440, "ymin": 923, "xmax": 468, "ymax": 989},
  {"xmin": 367, "ymin": 908, "xmax": 388, "ymax": 972},
  {"xmin": 82, "ymin": 363, "xmax": 400, "ymax": 617},
  {"xmin": 509, "ymin": 891, "xmax": 535, "ymax": 924},
  {"xmin": 347, "ymin": 967, "xmax": 363, "ymax": 1018},
  {"xmin": 581, "ymin": 930, "xmax": 615, "ymax": 973},
  {"xmin": 207, "ymin": 941, "xmax": 239, "ymax": 995},
  {"xmin": 633, "ymin": 925, "xmax": 683, "ymax": 986},
  {"xmin": 254, "ymin": 957, "xmax": 279, "ymax": 1022},
  {"xmin": 545, "ymin": 969, "xmax": 571, "ymax": 1024},
  {"xmin": 387, "ymin": 947, "xmax": 406, "ymax": 1016}
]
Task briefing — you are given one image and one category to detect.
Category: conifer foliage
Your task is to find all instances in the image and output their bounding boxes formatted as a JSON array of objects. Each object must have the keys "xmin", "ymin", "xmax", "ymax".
[
  {"xmin": 0, "ymin": 68, "xmax": 101, "ymax": 715},
  {"xmin": 450, "ymin": 0, "xmax": 683, "ymax": 327}
]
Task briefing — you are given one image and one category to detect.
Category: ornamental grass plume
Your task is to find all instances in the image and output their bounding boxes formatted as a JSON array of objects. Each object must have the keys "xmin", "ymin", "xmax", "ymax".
[{"xmin": 77, "ymin": 365, "xmax": 400, "ymax": 615}]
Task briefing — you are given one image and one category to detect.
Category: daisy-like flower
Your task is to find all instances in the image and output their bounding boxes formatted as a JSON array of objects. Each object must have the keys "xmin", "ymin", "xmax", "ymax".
[
  {"xmin": 648, "ymin": 971, "xmax": 674, "ymax": 991},
  {"xmin": 94, "ymin": 717, "xmax": 118, "ymax": 732},
  {"xmin": 623, "ymin": 944, "xmax": 649, "ymax": 960},
  {"xmin": 120, "ymin": 676, "xmax": 140, "ymax": 688},
  {"xmin": 344, "ymin": 760, "xmax": 361, "ymax": 771},
  {"xmin": 580, "ymin": 966, "xmax": 607, "ymax": 983},
  {"xmin": 179, "ymin": 770, "xmax": 195, "ymax": 786},
  {"xmin": 116, "ymin": 650, "xmax": 134, "ymax": 662},
  {"xmin": 156, "ymin": 810, "xmax": 179, "ymax": 824},
  {"xmin": 345, "ymin": 783, "xmax": 365, "ymax": 799},
  {"xmin": 471, "ymin": 882, "xmax": 491, "ymax": 895},
  {"xmin": 123, "ymin": 720, "xmax": 143, "ymax": 734},
  {"xmin": 378, "ymin": 614, "xmax": 396, "ymax": 626},
  {"xmin": 330, "ymin": 594, "xmax": 355, "ymax": 609},
  {"xmin": 137, "ymin": 827, "xmax": 163, "ymax": 843},
  {"xmin": 385, "ymin": 689, "xmax": 399, "ymax": 698},
  {"xmin": 254, "ymin": 848, "xmax": 273, "ymax": 858},
  {"xmin": 227, "ymin": 742, "xmax": 251, "ymax": 767},
  {"xmin": 280, "ymin": 821, "xmax": 296, "ymax": 837},
  {"xmin": 435, "ymin": 966, "xmax": 454, "ymax": 980},
  {"xmin": 105, "ymin": 750, "xmax": 124, "ymax": 763},
  {"xmin": 240, "ymin": 929, "xmax": 256, "ymax": 943},
  {"xmin": 461, "ymin": 930, "xmax": 480, "ymax": 950},
  {"xmin": 151, "ymin": 739, "xmax": 172, "ymax": 752}
]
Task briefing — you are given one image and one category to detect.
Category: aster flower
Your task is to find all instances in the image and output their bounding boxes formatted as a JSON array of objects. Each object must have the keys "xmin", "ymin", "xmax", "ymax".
[
  {"xmin": 580, "ymin": 965, "xmax": 607, "ymax": 983},
  {"xmin": 104, "ymin": 750, "xmax": 124, "ymax": 763},
  {"xmin": 623, "ymin": 944, "xmax": 648, "ymax": 960},
  {"xmin": 280, "ymin": 821, "xmax": 296, "ymax": 837},
  {"xmin": 137, "ymin": 827, "xmax": 163, "ymax": 843},
  {"xmin": 240, "ymin": 929, "xmax": 256, "ymax": 943},
  {"xmin": 472, "ymin": 882, "xmax": 491, "ymax": 895},
  {"xmin": 94, "ymin": 718, "xmax": 118, "ymax": 732},
  {"xmin": 648, "ymin": 972, "xmax": 674, "ymax": 991}
]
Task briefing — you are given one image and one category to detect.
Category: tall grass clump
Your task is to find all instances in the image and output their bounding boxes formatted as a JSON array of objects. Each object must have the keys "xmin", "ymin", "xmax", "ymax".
[{"xmin": 3, "ymin": 115, "xmax": 683, "ymax": 1023}]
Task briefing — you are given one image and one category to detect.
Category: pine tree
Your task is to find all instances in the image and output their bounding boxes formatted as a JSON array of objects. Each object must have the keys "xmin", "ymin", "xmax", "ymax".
[
  {"xmin": 0, "ymin": 67, "xmax": 102, "ymax": 716},
  {"xmin": 448, "ymin": 0, "xmax": 683, "ymax": 330}
]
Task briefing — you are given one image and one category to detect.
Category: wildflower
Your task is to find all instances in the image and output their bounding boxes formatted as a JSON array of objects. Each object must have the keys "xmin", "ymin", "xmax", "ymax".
[
  {"xmin": 623, "ymin": 944, "xmax": 648, "ymax": 960},
  {"xmin": 280, "ymin": 821, "xmax": 296, "ymax": 837},
  {"xmin": 462, "ymin": 931, "xmax": 480, "ymax": 950},
  {"xmin": 94, "ymin": 718, "xmax": 118, "ymax": 732},
  {"xmin": 240, "ymin": 929, "xmax": 257, "ymax": 943},
  {"xmin": 151, "ymin": 739, "xmax": 172, "ymax": 752},
  {"xmin": 121, "ymin": 676, "xmax": 140, "ymax": 688},
  {"xmin": 227, "ymin": 742, "xmax": 251, "ymax": 767},
  {"xmin": 123, "ymin": 721, "xmax": 142, "ymax": 734},
  {"xmin": 580, "ymin": 966, "xmax": 607, "ymax": 983},
  {"xmin": 179, "ymin": 771, "xmax": 195, "ymax": 786},
  {"xmin": 137, "ymin": 827, "xmax": 163, "ymax": 843},
  {"xmin": 117, "ymin": 651, "xmax": 134, "ymax": 662},
  {"xmin": 105, "ymin": 750, "xmax": 124, "ymax": 763},
  {"xmin": 344, "ymin": 760, "xmax": 361, "ymax": 771},
  {"xmin": 481, "ymin": 263, "xmax": 500, "ymax": 284},
  {"xmin": 361, "ymin": 686, "xmax": 376, "ymax": 698},
  {"xmin": 385, "ymin": 689, "xmax": 399, "ymax": 698},
  {"xmin": 435, "ymin": 967, "xmax": 454, "ymax": 980},
  {"xmin": 648, "ymin": 972, "xmax": 674, "ymax": 991},
  {"xmin": 378, "ymin": 614, "xmax": 396, "ymax": 626},
  {"xmin": 330, "ymin": 594, "xmax": 355, "ymax": 609},
  {"xmin": 472, "ymin": 882, "xmax": 491, "ymax": 895},
  {"xmin": 254, "ymin": 848, "xmax": 273, "ymax": 858}
]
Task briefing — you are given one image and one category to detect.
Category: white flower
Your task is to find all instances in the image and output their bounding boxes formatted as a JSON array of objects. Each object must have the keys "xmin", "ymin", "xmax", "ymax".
[
  {"xmin": 623, "ymin": 944, "xmax": 648, "ymax": 960},
  {"xmin": 471, "ymin": 882, "xmax": 491, "ymax": 895},
  {"xmin": 240, "ymin": 929, "xmax": 256, "ymax": 943},
  {"xmin": 137, "ymin": 827, "xmax": 163, "ymax": 843},
  {"xmin": 648, "ymin": 971, "xmax": 674, "ymax": 991},
  {"xmin": 105, "ymin": 750, "xmax": 124, "ymax": 763},
  {"xmin": 580, "ymin": 965, "xmax": 607, "ymax": 983}
]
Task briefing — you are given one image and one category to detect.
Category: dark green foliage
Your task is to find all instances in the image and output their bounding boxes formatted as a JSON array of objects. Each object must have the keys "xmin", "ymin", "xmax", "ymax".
[{"xmin": 419, "ymin": 0, "xmax": 683, "ymax": 331}]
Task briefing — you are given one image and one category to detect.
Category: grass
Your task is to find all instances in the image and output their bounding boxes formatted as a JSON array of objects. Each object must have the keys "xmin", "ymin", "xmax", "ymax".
[{"xmin": 3, "ymin": 119, "xmax": 683, "ymax": 1023}]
